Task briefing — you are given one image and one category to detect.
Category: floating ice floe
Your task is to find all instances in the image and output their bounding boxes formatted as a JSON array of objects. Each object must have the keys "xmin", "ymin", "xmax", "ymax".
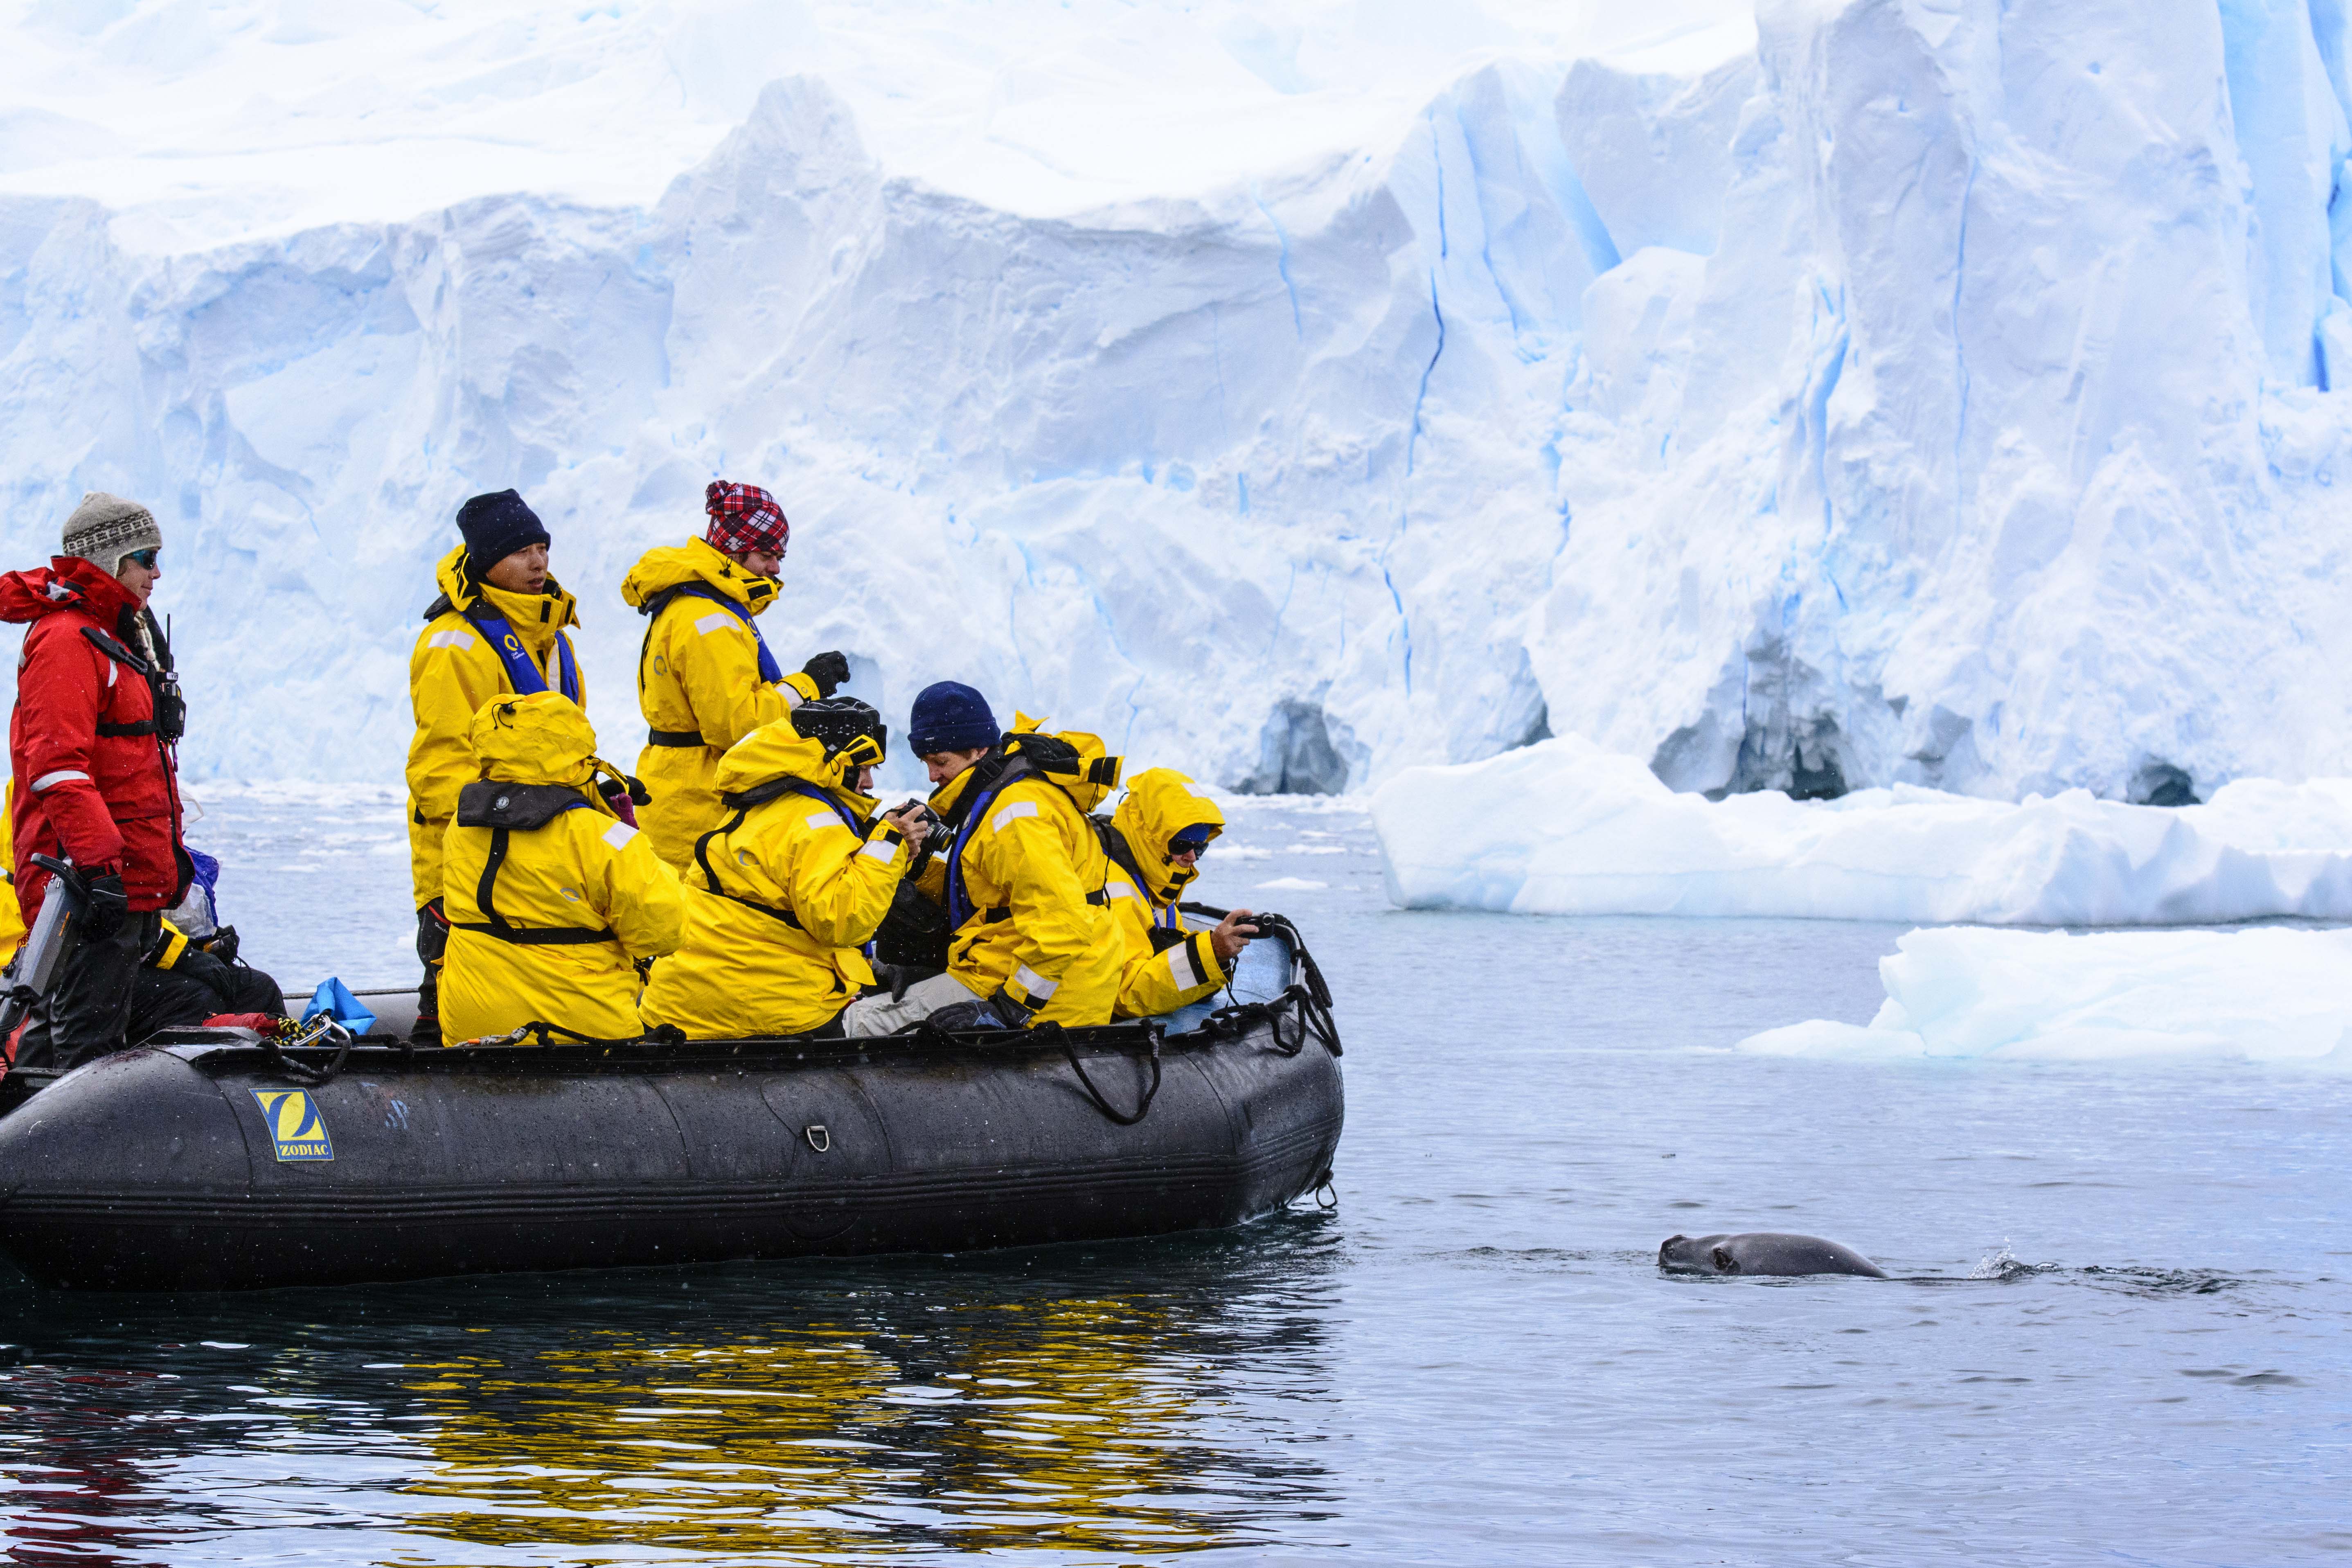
[
  {"xmin": 1739, "ymin": 926, "xmax": 2352, "ymax": 1067},
  {"xmin": 1374, "ymin": 736, "xmax": 2352, "ymax": 925}
]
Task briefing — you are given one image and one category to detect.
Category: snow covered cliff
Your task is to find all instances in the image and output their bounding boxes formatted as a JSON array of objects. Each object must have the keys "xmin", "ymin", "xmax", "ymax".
[{"xmin": 5, "ymin": 0, "xmax": 2352, "ymax": 803}]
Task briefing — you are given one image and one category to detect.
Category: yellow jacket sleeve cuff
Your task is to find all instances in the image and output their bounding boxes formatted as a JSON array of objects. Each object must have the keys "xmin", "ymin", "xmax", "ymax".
[{"xmin": 782, "ymin": 671, "xmax": 821, "ymax": 703}]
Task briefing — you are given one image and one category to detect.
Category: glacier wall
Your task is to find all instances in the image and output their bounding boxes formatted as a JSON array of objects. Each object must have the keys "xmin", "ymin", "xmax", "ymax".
[
  {"xmin": 5, "ymin": 0, "xmax": 2352, "ymax": 802},
  {"xmin": 1545, "ymin": 0, "xmax": 2352, "ymax": 804}
]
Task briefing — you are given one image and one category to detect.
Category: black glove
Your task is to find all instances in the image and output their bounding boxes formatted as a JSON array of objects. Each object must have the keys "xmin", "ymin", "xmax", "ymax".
[
  {"xmin": 416, "ymin": 898, "xmax": 449, "ymax": 966},
  {"xmin": 173, "ymin": 946, "xmax": 242, "ymax": 1010},
  {"xmin": 985, "ymin": 988, "xmax": 1034, "ymax": 1030},
  {"xmin": 872, "ymin": 964, "xmax": 939, "ymax": 1003},
  {"xmin": 924, "ymin": 999, "xmax": 992, "ymax": 1033},
  {"xmin": 801, "ymin": 650, "xmax": 851, "ymax": 698},
  {"xmin": 203, "ymin": 924, "xmax": 243, "ymax": 965},
  {"xmin": 81, "ymin": 871, "xmax": 129, "ymax": 942}
]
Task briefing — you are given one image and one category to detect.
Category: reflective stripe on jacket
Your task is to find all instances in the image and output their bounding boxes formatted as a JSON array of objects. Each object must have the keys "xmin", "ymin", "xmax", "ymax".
[
  {"xmin": 405, "ymin": 545, "xmax": 584, "ymax": 910},
  {"xmin": 932, "ymin": 765, "xmax": 1120, "ymax": 1028},
  {"xmin": 622, "ymin": 539, "xmax": 820, "ymax": 870},
  {"xmin": 639, "ymin": 721, "xmax": 906, "ymax": 1039}
]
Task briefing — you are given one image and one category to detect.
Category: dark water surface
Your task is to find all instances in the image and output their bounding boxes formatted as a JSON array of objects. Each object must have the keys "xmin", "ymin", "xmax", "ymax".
[{"xmin": 1, "ymin": 795, "xmax": 2345, "ymax": 1564}]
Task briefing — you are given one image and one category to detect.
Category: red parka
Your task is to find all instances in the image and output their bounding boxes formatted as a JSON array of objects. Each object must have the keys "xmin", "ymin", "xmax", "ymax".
[{"xmin": 0, "ymin": 557, "xmax": 187, "ymax": 921}]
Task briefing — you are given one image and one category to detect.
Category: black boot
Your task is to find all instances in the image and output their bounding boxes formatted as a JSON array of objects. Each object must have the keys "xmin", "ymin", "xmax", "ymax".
[{"xmin": 412, "ymin": 899, "xmax": 447, "ymax": 1046}]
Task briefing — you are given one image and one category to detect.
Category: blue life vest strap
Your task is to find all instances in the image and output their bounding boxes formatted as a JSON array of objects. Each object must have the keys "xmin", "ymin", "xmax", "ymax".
[
  {"xmin": 776, "ymin": 778, "xmax": 870, "ymax": 836},
  {"xmin": 657, "ymin": 584, "xmax": 784, "ymax": 685},
  {"xmin": 465, "ymin": 608, "xmax": 581, "ymax": 703},
  {"xmin": 944, "ymin": 759, "xmax": 1040, "ymax": 931}
]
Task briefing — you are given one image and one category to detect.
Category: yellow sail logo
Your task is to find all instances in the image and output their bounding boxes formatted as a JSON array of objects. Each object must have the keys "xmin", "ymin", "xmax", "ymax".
[{"xmin": 251, "ymin": 1088, "xmax": 334, "ymax": 1162}]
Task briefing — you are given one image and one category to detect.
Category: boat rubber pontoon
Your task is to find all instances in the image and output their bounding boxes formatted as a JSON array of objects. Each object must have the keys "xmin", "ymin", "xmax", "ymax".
[{"xmin": 0, "ymin": 923, "xmax": 1341, "ymax": 1291}]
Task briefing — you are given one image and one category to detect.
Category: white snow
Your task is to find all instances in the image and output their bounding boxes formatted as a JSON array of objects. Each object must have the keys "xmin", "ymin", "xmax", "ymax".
[
  {"xmin": 5, "ymin": 0, "xmax": 2352, "ymax": 807},
  {"xmin": 1739, "ymin": 925, "xmax": 2352, "ymax": 1067},
  {"xmin": 1374, "ymin": 734, "xmax": 2352, "ymax": 925}
]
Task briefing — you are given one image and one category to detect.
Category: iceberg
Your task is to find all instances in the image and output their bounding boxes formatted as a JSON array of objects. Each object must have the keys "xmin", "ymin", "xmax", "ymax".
[
  {"xmin": 4, "ymin": 0, "xmax": 2352, "ymax": 806},
  {"xmin": 1373, "ymin": 734, "xmax": 2352, "ymax": 924},
  {"xmin": 1739, "ymin": 926, "xmax": 2352, "ymax": 1066}
]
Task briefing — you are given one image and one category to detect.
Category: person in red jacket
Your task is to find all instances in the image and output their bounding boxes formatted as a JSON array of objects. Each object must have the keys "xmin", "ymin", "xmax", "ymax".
[{"xmin": 0, "ymin": 491, "xmax": 190, "ymax": 1070}]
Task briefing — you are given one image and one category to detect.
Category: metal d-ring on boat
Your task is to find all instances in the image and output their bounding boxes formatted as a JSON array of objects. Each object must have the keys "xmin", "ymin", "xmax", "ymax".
[{"xmin": 0, "ymin": 920, "xmax": 1342, "ymax": 1292}]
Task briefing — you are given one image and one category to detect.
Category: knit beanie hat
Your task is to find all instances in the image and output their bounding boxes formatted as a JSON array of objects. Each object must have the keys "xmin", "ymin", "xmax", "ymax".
[
  {"xmin": 704, "ymin": 480, "xmax": 789, "ymax": 558},
  {"xmin": 908, "ymin": 681, "xmax": 1000, "ymax": 757},
  {"xmin": 62, "ymin": 491, "xmax": 163, "ymax": 575},
  {"xmin": 456, "ymin": 489, "xmax": 549, "ymax": 572}
]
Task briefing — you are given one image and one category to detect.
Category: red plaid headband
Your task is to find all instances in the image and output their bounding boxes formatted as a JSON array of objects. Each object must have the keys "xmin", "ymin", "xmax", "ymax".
[{"xmin": 705, "ymin": 480, "xmax": 789, "ymax": 557}]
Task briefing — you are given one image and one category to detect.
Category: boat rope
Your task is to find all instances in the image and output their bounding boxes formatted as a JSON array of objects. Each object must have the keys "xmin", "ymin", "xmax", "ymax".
[
  {"xmin": 1177, "ymin": 904, "xmax": 1341, "ymax": 1057},
  {"xmin": 262, "ymin": 1014, "xmax": 355, "ymax": 1086},
  {"xmin": 1036, "ymin": 1020, "xmax": 1164, "ymax": 1126},
  {"xmin": 455, "ymin": 1020, "xmax": 688, "ymax": 1050}
]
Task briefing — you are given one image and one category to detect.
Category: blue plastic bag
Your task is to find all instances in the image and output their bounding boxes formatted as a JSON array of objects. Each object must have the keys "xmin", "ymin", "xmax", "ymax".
[
  {"xmin": 300, "ymin": 977, "xmax": 377, "ymax": 1038},
  {"xmin": 188, "ymin": 847, "xmax": 221, "ymax": 915}
]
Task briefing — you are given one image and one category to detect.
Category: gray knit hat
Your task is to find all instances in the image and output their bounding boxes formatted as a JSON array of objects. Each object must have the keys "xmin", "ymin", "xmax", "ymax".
[{"xmin": 61, "ymin": 491, "xmax": 162, "ymax": 575}]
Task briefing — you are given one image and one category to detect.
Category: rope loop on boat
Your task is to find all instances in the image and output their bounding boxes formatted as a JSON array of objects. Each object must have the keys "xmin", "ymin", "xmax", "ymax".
[
  {"xmin": 1178, "ymin": 904, "xmax": 1341, "ymax": 1057},
  {"xmin": 263, "ymin": 1014, "xmax": 354, "ymax": 1086},
  {"xmin": 1041, "ymin": 1020, "xmax": 1164, "ymax": 1126},
  {"xmin": 458, "ymin": 1020, "xmax": 687, "ymax": 1050}
]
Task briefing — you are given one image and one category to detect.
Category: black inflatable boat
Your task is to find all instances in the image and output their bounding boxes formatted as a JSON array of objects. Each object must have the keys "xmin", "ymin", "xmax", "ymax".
[{"xmin": 0, "ymin": 930, "xmax": 1341, "ymax": 1292}]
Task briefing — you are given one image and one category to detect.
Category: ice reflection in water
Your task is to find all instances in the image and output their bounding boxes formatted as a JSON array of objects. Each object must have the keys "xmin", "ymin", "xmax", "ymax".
[{"xmin": 2, "ymin": 1228, "xmax": 1342, "ymax": 1564}]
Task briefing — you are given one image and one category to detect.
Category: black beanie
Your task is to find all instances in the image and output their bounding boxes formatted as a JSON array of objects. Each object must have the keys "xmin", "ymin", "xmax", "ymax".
[{"xmin": 456, "ymin": 490, "xmax": 549, "ymax": 571}]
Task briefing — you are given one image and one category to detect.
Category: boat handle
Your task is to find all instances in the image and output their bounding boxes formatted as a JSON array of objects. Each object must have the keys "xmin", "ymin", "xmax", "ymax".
[{"xmin": 804, "ymin": 1124, "xmax": 830, "ymax": 1153}]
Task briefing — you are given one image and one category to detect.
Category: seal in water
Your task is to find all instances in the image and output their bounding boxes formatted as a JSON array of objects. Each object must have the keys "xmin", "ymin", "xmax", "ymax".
[{"xmin": 1658, "ymin": 1232, "xmax": 1887, "ymax": 1278}]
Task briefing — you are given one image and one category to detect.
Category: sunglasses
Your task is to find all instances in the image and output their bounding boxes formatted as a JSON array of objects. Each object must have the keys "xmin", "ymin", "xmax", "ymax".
[
  {"xmin": 1169, "ymin": 835, "xmax": 1212, "ymax": 858},
  {"xmin": 123, "ymin": 549, "xmax": 160, "ymax": 570}
]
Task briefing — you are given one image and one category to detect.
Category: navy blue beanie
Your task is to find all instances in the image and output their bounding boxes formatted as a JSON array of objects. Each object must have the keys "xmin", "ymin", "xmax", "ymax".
[
  {"xmin": 456, "ymin": 489, "xmax": 549, "ymax": 571},
  {"xmin": 908, "ymin": 681, "xmax": 1000, "ymax": 757}
]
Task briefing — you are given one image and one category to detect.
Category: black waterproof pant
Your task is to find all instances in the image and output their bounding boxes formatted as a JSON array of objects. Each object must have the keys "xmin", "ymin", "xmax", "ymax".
[
  {"xmin": 126, "ymin": 956, "xmax": 287, "ymax": 1046},
  {"xmin": 15, "ymin": 912, "xmax": 160, "ymax": 1073},
  {"xmin": 413, "ymin": 899, "xmax": 447, "ymax": 1046}
]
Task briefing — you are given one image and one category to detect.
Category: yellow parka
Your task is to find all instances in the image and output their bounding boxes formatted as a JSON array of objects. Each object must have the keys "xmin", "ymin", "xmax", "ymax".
[
  {"xmin": 639, "ymin": 716, "xmax": 910, "ymax": 1039},
  {"xmin": 1104, "ymin": 768, "xmax": 1230, "ymax": 1019},
  {"xmin": 406, "ymin": 545, "xmax": 586, "ymax": 910},
  {"xmin": 438, "ymin": 692, "xmax": 684, "ymax": 1045},
  {"xmin": 0, "ymin": 780, "xmax": 22, "ymax": 971},
  {"xmin": 923, "ymin": 715, "xmax": 1124, "ymax": 1028},
  {"xmin": 622, "ymin": 539, "xmax": 823, "ymax": 871}
]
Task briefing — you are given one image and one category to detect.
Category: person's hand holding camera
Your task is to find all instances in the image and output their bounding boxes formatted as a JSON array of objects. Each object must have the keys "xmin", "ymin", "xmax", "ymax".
[{"xmin": 1211, "ymin": 908, "xmax": 1260, "ymax": 963}]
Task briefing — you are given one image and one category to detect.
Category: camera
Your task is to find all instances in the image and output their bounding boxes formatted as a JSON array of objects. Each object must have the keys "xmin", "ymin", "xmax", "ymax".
[{"xmin": 897, "ymin": 800, "xmax": 955, "ymax": 857}]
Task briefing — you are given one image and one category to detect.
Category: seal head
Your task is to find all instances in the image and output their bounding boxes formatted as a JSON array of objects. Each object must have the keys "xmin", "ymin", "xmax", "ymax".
[{"xmin": 1658, "ymin": 1232, "xmax": 1888, "ymax": 1278}]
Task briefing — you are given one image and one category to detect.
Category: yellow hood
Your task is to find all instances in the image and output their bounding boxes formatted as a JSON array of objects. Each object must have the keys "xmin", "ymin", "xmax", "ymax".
[
  {"xmin": 620, "ymin": 537, "xmax": 778, "ymax": 615},
  {"xmin": 434, "ymin": 543, "xmax": 580, "ymax": 640},
  {"xmin": 929, "ymin": 763, "xmax": 979, "ymax": 818},
  {"xmin": 1005, "ymin": 712, "xmax": 1123, "ymax": 812},
  {"xmin": 714, "ymin": 715, "xmax": 879, "ymax": 814},
  {"xmin": 1112, "ymin": 768, "xmax": 1225, "ymax": 904},
  {"xmin": 466, "ymin": 692, "xmax": 613, "ymax": 808}
]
